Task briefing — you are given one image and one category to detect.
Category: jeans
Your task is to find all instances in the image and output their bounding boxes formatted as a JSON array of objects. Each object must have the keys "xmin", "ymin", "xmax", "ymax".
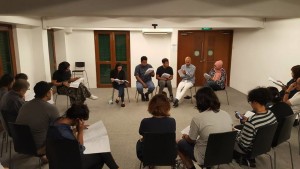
[
  {"xmin": 136, "ymin": 81, "xmax": 155, "ymax": 94},
  {"xmin": 114, "ymin": 84, "xmax": 125, "ymax": 102},
  {"xmin": 158, "ymin": 80, "xmax": 173, "ymax": 96}
]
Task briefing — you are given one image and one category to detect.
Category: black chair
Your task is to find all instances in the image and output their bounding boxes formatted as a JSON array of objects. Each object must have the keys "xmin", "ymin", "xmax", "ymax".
[
  {"xmin": 238, "ymin": 122, "xmax": 278, "ymax": 169},
  {"xmin": 140, "ymin": 132, "xmax": 177, "ymax": 169},
  {"xmin": 8, "ymin": 123, "xmax": 43, "ymax": 169},
  {"xmin": 272, "ymin": 114, "xmax": 296, "ymax": 169},
  {"xmin": 200, "ymin": 131, "xmax": 238, "ymax": 168},
  {"xmin": 72, "ymin": 62, "xmax": 90, "ymax": 89},
  {"xmin": 46, "ymin": 138, "xmax": 82, "ymax": 169}
]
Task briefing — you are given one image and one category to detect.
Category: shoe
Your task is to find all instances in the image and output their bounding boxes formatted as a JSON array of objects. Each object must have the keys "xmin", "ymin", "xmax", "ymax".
[
  {"xmin": 141, "ymin": 94, "xmax": 146, "ymax": 101},
  {"xmin": 184, "ymin": 95, "xmax": 191, "ymax": 99},
  {"xmin": 40, "ymin": 155, "xmax": 48, "ymax": 165},
  {"xmin": 121, "ymin": 103, "xmax": 125, "ymax": 107},
  {"xmin": 173, "ymin": 99, "xmax": 179, "ymax": 108},
  {"xmin": 89, "ymin": 95, "xmax": 98, "ymax": 100},
  {"xmin": 145, "ymin": 92, "xmax": 149, "ymax": 101},
  {"xmin": 293, "ymin": 119, "xmax": 299, "ymax": 126},
  {"xmin": 204, "ymin": 73, "xmax": 211, "ymax": 80},
  {"xmin": 115, "ymin": 99, "xmax": 119, "ymax": 104}
]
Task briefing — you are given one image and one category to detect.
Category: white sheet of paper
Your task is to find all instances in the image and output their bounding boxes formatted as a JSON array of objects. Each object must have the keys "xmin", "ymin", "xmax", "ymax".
[
  {"xmin": 181, "ymin": 125, "xmax": 190, "ymax": 135},
  {"xmin": 268, "ymin": 77, "xmax": 284, "ymax": 87},
  {"xmin": 178, "ymin": 69, "xmax": 185, "ymax": 77},
  {"xmin": 144, "ymin": 68, "xmax": 154, "ymax": 75},
  {"xmin": 70, "ymin": 77, "xmax": 84, "ymax": 88},
  {"xmin": 161, "ymin": 73, "xmax": 171, "ymax": 78},
  {"xmin": 244, "ymin": 111, "xmax": 255, "ymax": 118},
  {"xmin": 83, "ymin": 121, "xmax": 111, "ymax": 154}
]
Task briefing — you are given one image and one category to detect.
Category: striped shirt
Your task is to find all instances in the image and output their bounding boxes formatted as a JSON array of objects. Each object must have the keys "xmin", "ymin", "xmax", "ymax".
[{"xmin": 237, "ymin": 110, "xmax": 277, "ymax": 152}]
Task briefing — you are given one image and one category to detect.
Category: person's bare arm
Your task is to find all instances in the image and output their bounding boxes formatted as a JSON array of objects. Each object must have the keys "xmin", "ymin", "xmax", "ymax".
[
  {"xmin": 182, "ymin": 134, "xmax": 196, "ymax": 144},
  {"xmin": 52, "ymin": 80, "xmax": 69, "ymax": 87},
  {"xmin": 136, "ymin": 76, "xmax": 147, "ymax": 88},
  {"xmin": 283, "ymin": 82, "xmax": 296, "ymax": 105}
]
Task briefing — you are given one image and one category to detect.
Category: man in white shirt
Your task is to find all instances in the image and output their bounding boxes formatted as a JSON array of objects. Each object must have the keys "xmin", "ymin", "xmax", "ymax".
[{"xmin": 283, "ymin": 77, "xmax": 300, "ymax": 125}]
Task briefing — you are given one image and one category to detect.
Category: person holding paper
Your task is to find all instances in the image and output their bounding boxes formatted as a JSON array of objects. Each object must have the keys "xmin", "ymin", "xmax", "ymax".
[
  {"xmin": 134, "ymin": 56, "xmax": 155, "ymax": 101},
  {"xmin": 52, "ymin": 61, "xmax": 98, "ymax": 104},
  {"xmin": 47, "ymin": 104, "xmax": 120, "ymax": 169},
  {"xmin": 136, "ymin": 94, "xmax": 176, "ymax": 162},
  {"xmin": 110, "ymin": 63, "xmax": 127, "ymax": 107},
  {"xmin": 156, "ymin": 58, "xmax": 174, "ymax": 100},
  {"xmin": 203, "ymin": 60, "xmax": 226, "ymax": 91},
  {"xmin": 279, "ymin": 65, "xmax": 300, "ymax": 99},
  {"xmin": 16, "ymin": 81, "xmax": 60, "ymax": 162},
  {"xmin": 233, "ymin": 87, "xmax": 277, "ymax": 167},
  {"xmin": 173, "ymin": 56, "xmax": 195, "ymax": 108},
  {"xmin": 177, "ymin": 87, "xmax": 232, "ymax": 169}
]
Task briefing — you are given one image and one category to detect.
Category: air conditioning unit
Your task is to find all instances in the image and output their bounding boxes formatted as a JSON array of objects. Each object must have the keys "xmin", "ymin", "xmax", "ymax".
[{"xmin": 142, "ymin": 28, "xmax": 173, "ymax": 35}]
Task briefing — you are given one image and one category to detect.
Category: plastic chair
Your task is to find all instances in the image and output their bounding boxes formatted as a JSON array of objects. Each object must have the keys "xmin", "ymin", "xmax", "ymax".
[
  {"xmin": 140, "ymin": 132, "xmax": 177, "ymax": 169},
  {"xmin": 238, "ymin": 122, "xmax": 278, "ymax": 169},
  {"xmin": 200, "ymin": 131, "xmax": 238, "ymax": 168},
  {"xmin": 54, "ymin": 86, "xmax": 70, "ymax": 108},
  {"xmin": 46, "ymin": 138, "xmax": 82, "ymax": 169},
  {"xmin": 272, "ymin": 114, "xmax": 296, "ymax": 169},
  {"xmin": 72, "ymin": 62, "xmax": 90, "ymax": 89},
  {"xmin": 8, "ymin": 123, "xmax": 43, "ymax": 169}
]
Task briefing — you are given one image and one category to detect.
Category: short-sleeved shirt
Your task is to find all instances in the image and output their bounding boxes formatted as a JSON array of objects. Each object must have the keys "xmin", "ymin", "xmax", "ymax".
[
  {"xmin": 189, "ymin": 110, "xmax": 232, "ymax": 164},
  {"xmin": 289, "ymin": 91, "xmax": 300, "ymax": 114},
  {"xmin": 52, "ymin": 70, "xmax": 71, "ymax": 83},
  {"xmin": 16, "ymin": 98, "xmax": 60, "ymax": 148},
  {"xmin": 156, "ymin": 66, "xmax": 173, "ymax": 78},
  {"xmin": 139, "ymin": 117, "xmax": 176, "ymax": 136},
  {"xmin": 0, "ymin": 90, "xmax": 25, "ymax": 123},
  {"xmin": 134, "ymin": 64, "xmax": 153, "ymax": 83}
]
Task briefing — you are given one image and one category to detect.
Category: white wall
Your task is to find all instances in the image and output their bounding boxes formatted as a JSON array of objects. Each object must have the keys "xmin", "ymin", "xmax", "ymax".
[
  {"xmin": 130, "ymin": 32, "xmax": 172, "ymax": 87},
  {"xmin": 231, "ymin": 18, "xmax": 300, "ymax": 94}
]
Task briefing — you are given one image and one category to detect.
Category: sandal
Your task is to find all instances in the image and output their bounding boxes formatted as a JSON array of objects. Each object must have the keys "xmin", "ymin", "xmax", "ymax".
[
  {"xmin": 121, "ymin": 103, "xmax": 125, "ymax": 107},
  {"xmin": 115, "ymin": 99, "xmax": 119, "ymax": 104}
]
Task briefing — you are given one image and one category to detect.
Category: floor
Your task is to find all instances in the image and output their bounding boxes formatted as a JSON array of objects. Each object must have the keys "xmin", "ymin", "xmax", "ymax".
[{"xmin": 0, "ymin": 87, "xmax": 299, "ymax": 169}]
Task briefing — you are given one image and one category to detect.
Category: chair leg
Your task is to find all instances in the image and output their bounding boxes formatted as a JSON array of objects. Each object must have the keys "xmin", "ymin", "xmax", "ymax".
[
  {"xmin": 287, "ymin": 141, "xmax": 294, "ymax": 169},
  {"xmin": 225, "ymin": 89, "xmax": 229, "ymax": 105},
  {"xmin": 136, "ymin": 90, "xmax": 139, "ymax": 103},
  {"xmin": 190, "ymin": 88, "xmax": 193, "ymax": 104},
  {"xmin": 84, "ymin": 71, "xmax": 90, "ymax": 89},
  {"xmin": 54, "ymin": 94, "xmax": 58, "ymax": 105},
  {"xmin": 155, "ymin": 86, "xmax": 158, "ymax": 95},
  {"xmin": 139, "ymin": 161, "xmax": 143, "ymax": 169},
  {"xmin": 112, "ymin": 88, "xmax": 115, "ymax": 102},
  {"xmin": 273, "ymin": 148, "xmax": 276, "ymax": 169},
  {"xmin": 0, "ymin": 131, "xmax": 5, "ymax": 157},
  {"xmin": 266, "ymin": 153, "xmax": 273, "ymax": 169},
  {"xmin": 9, "ymin": 140, "xmax": 12, "ymax": 169},
  {"xmin": 126, "ymin": 88, "xmax": 130, "ymax": 102},
  {"xmin": 38, "ymin": 157, "xmax": 42, "ymax": 169}
]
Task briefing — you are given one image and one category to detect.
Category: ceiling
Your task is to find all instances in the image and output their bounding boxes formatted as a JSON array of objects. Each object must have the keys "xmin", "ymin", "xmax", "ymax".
[{"xmin": 1, "ymin": 0, "xmax": 300, "ymax": 18}]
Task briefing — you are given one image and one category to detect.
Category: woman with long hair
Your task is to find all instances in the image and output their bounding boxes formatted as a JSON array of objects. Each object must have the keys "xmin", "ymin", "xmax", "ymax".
[{"xmin": 110, "ymin": 63, "xmax": 127, "ymax": 107}]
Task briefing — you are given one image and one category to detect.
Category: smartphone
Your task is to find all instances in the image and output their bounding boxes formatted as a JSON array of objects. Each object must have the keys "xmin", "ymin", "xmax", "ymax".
[{"xmin": 235, "ymin": 111, "xmax": 243, "ymax": 120}]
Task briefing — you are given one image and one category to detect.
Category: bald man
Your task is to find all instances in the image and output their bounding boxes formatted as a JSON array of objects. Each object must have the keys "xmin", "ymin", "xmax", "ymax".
[
  {"xmin": 283, "ymin": 77, "xmax": 300, "ymax": 125},
  {"xmin": 173, "ymin": 57, "xmax": 196, "ymax": 108}
]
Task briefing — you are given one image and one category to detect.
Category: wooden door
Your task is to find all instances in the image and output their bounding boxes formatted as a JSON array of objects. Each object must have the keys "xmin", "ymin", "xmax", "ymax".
[
  {"xmin": 177, "ymin": 30, "xmax": 233, "ymax": 86},
  {"xmin": 94, "ymin": 31, "xmax": 131, "ymax": 88}
]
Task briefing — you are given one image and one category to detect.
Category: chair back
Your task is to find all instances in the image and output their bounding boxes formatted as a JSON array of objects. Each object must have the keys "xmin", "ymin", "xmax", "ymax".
[
  {"xmin": 75, "ymin": 62, "xmax": 85, "ymax": 69},
  {"xmin": 142, "ymin": 132, "xmax": 177, "ymax": 166},
  {"xmin": 46, "ymin": 138, "xmax": 82, "ymax": 169},
  {"xmin": 203, "ymin": 131, "xmax": 238, "ymax": 167},
  {"xmin": 0, "ymin": 111, "xmax": 12, "ymax": 137},
  {"xmin": 8, "ymin": 123, "xmax": 39, "ymax": 156},
  {"xmin": 250, "ymin": 122, "xmax": 278, "ymax": 158},
  {"xmin": 272, "ymin": 113, "xmax": 297, "ymax": 147}
]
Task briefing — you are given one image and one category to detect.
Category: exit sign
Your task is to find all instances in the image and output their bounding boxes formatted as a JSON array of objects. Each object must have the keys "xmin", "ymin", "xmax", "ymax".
[{"xmin": 201, "ymin": 27, "xmax": 212, "ymax": 31}]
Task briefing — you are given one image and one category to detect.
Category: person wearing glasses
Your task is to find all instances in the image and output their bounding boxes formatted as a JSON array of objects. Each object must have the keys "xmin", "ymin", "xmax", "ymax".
[
  {"xmin": 203, "ymin": 60, "xmax": 226, "ymax": 91},
  {"xmin": 17, "ymin": 81, "xmax": 60, "ymax": 161},
  {"xmin": 0, "ymin": 79, "xmax": 29, "ymax": 123}
]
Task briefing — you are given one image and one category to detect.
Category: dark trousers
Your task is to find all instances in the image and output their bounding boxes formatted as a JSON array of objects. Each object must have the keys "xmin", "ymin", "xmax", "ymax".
[
  {"xmin": 82, "ymin": 152, "xmax": 119, "ymax": 169},
  {"xmin": 114, "ymin": 84, "xmax": 125, "ymax": 102},
  {"xmin": 205, "ymin": 81, "xmax": 223, "ymax": 91}
]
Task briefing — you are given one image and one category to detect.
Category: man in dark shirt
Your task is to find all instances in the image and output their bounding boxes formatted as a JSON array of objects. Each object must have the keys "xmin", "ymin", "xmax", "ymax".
[
  {"xmin": 156, "ymin": 58, "xmax": 174, "ymax": 101},
  {"xmin": 135, "ymin": 56, "xmax": 155, "ymax": 101},
  {"xmin": 0, "ymin": 79, "xmax": 29, "ymax": 123}
]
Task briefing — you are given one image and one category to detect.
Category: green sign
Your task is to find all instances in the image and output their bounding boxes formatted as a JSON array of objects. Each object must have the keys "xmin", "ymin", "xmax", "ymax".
[{"xmin": 201, "ymin": 27, "xmax": 212, "ymax": 31}]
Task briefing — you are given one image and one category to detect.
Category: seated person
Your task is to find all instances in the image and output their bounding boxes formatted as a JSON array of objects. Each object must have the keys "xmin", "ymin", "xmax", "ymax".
[
  {"xmin": 16, "ymin": 81, "xmax": 60, "ymax": 156},
  {"xmin": 135, "ymin": 56, "xmax": 155, "ymax": 101},
  {"xmin": 15, "ymin": 73, "xmax": 28, "ymax": 81},
  {"xmin": 204, "ymin": 60, "xmax": 226, "ymax": 91},
  {"xmin": 279, "ymin": 65, "xmax": 300, "ymax": 99},
  {"xmin": 136, "ymin": 94, "xmax": 176, "ymax": 161},
  {"xmin": 173, "ymin": 56, "xmax": 195, "ymax": 108},
  {"xmin": 47, "ymin": 104, "xmax": 121, "ymax": 169},
  {"xmin": 234, "ymin": 87, "xmax": 277, "ymax": 167},
  {"xmin": 267, "ymin": 86, "xmax": 294, "ymax": 145},
  {"xmin": 0, "ymin": 79, "xmax": 29, "ymax": 123},
  {"xmin": 110, "ymin": 63, "xmax": 127, "ymax": 107},
  {"xmin": 0, "ymin": 73, "xmax": 14, "ymax": 100},
  {"xmin": 283, "ymin": 77, "xmax": 300, "ymax": 126},
  {"xmin": 177, "ymin": 87, "xmax": 232, "ymax": 169},
  {"xmin": 156, "ymin": 58, "xmax": 174, "ymax": 101},
  {"xmin": 52, "ymin": 61, "xmax": 98, "ymax": 104}
]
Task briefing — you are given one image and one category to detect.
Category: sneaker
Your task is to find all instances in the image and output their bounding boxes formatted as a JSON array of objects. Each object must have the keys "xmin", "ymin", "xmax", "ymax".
[
  {"xmin": 89, "ymin": 95, "xmax": 98, "ymax": 100},
  {"xmin": 204, "ymin": 73, "xmax": 211, "ymax": 80},
  {"xmin": 173, "ymin": 99, "xmax": 179, "ymax": 108},
  {"xmin": 145, "ymin": 92, "xmax": 149, "ymax": 101}
]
